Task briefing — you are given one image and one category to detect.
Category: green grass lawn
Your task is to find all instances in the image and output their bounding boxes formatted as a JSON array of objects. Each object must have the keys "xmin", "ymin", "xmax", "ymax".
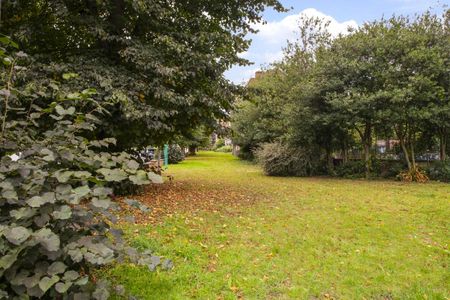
[{"xmin": 104, "ymin": 152, "xmax": 449, "ymax": 299}]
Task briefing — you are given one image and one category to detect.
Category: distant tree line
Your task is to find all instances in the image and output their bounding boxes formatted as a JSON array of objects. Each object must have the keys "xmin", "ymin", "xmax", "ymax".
[{"xmin": 232, "ymin": 9, "xmax": 450, "ymax": 181}]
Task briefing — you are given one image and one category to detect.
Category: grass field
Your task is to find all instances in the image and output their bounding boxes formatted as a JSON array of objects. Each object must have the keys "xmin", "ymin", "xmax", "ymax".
[{"xmin": 104, "ymin": 152, "xmax": 449, "ymax": 299}]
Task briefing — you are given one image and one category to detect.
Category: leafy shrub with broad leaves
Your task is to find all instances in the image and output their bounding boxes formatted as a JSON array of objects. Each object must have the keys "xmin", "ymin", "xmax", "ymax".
[
  {"xmin": 168, "ymin": 145, "xmax": 184, "ymax": 164},
  {"xmin": 0, "ymin": 39, "xmax": 168, "ymax": 299},
  {"xmin": 254, "ymin": 142, "xmax": 323, "ymax": 177},
  {"xmin": 426, "ymin": 161, "xmax": 450, "ymax": 182}
]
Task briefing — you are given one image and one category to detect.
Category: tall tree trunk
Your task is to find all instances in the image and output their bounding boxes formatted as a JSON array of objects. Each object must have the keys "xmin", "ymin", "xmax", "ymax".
[
  {"xmin": 395, "ymin": 124, "xmax": 412, "ymax": 171},
  {"xmin": 356, "ymin": 124, "xmax": 372, "ymax": 180},
  {"xmin": 409, "ymin": 128, "xmax": 417, "ymax": 171},
  {"xmin": 410, "ymin": 142, "xmax": 416, "ymax": 170},
  {"xmin": 188, "ymin": 146, "xmax": 196, "ymax": 156},
  {"xmin": 440, "ymin": 129, "xmax": 447, "ymax": 161},
  {"xmin": 343, "ymin": 143, "xmax": 349, "ymax": 164},
  {"xmin": 363, "ymin": 142, "xmax": 371, "ymax": 179},
  {"xmin": 341, "ymin": 137, "xmax": 349, "ymax": 164},
  {"xmin": 399, "ymin": 138, "xmax": 412, "ymax": 170}
]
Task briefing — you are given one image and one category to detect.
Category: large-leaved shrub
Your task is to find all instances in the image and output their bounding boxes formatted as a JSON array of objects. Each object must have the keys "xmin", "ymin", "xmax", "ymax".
[{"xmin": 0, "ymin": 40, "xmax": 167, "ymax": 299}]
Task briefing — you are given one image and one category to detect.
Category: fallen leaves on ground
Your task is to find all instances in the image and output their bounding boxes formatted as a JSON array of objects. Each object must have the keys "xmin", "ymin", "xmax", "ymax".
[{"xmin": 116, "ymin": 179, "xmax": 265, "ymax": 225}]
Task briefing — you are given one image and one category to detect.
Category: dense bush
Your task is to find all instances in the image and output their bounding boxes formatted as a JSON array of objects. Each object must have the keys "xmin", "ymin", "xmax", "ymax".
[
  {"xmin": 373, "ymin": 160, "xmax": 406, "ymax": 179},
  {"xmin": 215, "ymin": 145, "xmax": 232, "ymax": 153},
  {"xmin": 238, "ymin": 145, "xmax": 257, "ymax": 161},
  {"xmin": 334, "ymin": 159, "xmax": 406, "ymax": 179},
  {"xmin": 0, "ymin": 44, "xmax": 167, "ymax": 298},
  {"xmin": 334, "ymin": 161, "xmax": 366, "ymax": 178},
  {"xmin": 255, "ymin": 142, "xmax": 323, "ymax": 176},
  {"xmin": 168, "ymin": 145, "xmax": 185, "ymax": 164},
  {"xmin": 426, "ymin": 161, "xmax": 450, "ymax": 182}
]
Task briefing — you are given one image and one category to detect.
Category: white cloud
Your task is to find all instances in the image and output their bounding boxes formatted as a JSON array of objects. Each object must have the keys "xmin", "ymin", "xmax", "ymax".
[
  {"xmin": 225, "ymin": 67, "xmax": 262, "ymax": 85},
  {"xmin": 253, "ymin": 8, "xmax": 358, "ymax": 45},
  {"xmin": 262, "ymin": 50, "xmax": 284, "ymax": 64},
  {"xmin": 226, "ymin": 8, "xmax": 359, "ymax": 84},
  {"xmin": 243, "ymin": 50, "xmax": 284, "ymax": 65}
]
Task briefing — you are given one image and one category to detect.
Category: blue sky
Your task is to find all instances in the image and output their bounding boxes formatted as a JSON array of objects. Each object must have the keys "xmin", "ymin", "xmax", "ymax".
[{"xmin": 225, "ymin": 0, "xmax": 448, "ymax": 84}]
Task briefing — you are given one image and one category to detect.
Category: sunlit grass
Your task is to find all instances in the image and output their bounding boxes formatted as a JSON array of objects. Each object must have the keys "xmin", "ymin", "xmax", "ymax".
[{"xmin": 103, "ymin": 152, "xmax": 450, "ymax": 299}]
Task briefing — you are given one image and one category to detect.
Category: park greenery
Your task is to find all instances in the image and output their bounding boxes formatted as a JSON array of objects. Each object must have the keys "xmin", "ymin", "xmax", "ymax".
[
  {"xmin": 1, "ymin": 0, "xmax": 285, "ymax": 150},
  {"xmin": 0, "ymin": 1, "xmax": 449, "ymax": 299},
  {"xmin": 232, "ymin": 9, "xmax": 450, "ymax": 181},
  {"xmin": 0, "ymin": 0, "xmax": 286, "ymax": 298},
  {"xmin": 0, "ymin": 37, "xmax": 169, "ymax": 299},
  {"xmin": 105, "ymin": 152, "xmax": 449, "ymax": 299}
]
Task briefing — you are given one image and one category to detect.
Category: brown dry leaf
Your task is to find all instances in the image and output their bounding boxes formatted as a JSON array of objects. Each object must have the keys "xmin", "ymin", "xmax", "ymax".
[{"xmin": 116, "ymin": 178, "xmax": 265, "ymax": 225}]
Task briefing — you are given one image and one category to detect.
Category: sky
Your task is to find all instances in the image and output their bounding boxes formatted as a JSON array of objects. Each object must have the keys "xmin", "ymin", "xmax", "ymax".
[{"xmin": 225, "ymin": 0, "xmax": 448, "ymax": 85}]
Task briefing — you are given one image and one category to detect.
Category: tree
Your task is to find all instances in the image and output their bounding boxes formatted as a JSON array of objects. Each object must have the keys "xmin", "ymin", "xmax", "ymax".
[
  {"xmin": 232, "ymin": 15, "xmax": 335, "ymax": 162},
  {"xmin": 420, "ymin": 10, "xmax": 450, "ymax": 161},
  {"xmin": 378, "ymin": 12, "xmax": 449, "ymax": 173},
  {"xmin": 0, "ymin": 0, "xmax": 285, "ymax": 150},
  {"xmin": 316, "ymin": 22, "xmax": 386, "ymax": 179},
  {"xmin": 173, "ymin": 126, "xmax": 212, "ymax": 155},
  {"xmin": 232, "ymin": 70, "xmax": 290, "ymax": 159},
  {"xmin": 232, "ymin": 8, "xmax": 449, "ymax": 181},
  {"xmin": 283, "ymin": 16, "xmax": 346, "ymax": 173}
]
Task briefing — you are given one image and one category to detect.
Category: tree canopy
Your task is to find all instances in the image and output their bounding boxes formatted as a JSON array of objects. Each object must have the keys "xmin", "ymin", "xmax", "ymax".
[
  {"xmin": 233, "ymin": 9, "xmax": 450, "ymax": 180},
  {"xmin": 1, "ymin": 0, "xmax": 285, "ymax": 149}
]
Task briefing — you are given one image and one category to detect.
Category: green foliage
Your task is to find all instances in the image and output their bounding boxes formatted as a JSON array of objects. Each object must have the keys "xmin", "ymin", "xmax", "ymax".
[
  {"xmin": 334, "ymin": 161, "xmax": 366, "ymax": 178},
  {"xmin": 232, "ymin": 9, "xmax": 449, "ymax": 181},
  {"xmin": 232, "ymin": 71, "xmax": 293, "ymax": 160},
  {"xmin": 214, "ymin": 139, "xmax": 226, "ymax": 149},
  {"xmin": 175, "ymin": 127, "xmax": 213, "ymax": 154},
  {"xmin": 372, "ymin": 160, "xmax": 407, "ymax": 179},
  {"xmin": 426, "ymin": 161, "xmax": 450, "ymax": 182},
  {"xmin": 215, "ymin": 145, "xmax": 232, "ymax": 153},
  {"xmin": 168, "ymin": 145, "xmax": 185, "ymax": 164},
  {"xmin": 254, "ymin": 142, "xmax": 323, "ymax": 177},
  {"xmin": 105, "ymin": 152, "xmax": 450, "ymax": 299},
  {"xmin": 334, "ymin": 160, "xmax": 407, "ymax": 179},
  {"xmin": 0, "ymin": 42, "xmax": 168, "ymax": 298},
  {"xmin": 2, "ymin": 0, "xmax": 285, "ymax": 150}
]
